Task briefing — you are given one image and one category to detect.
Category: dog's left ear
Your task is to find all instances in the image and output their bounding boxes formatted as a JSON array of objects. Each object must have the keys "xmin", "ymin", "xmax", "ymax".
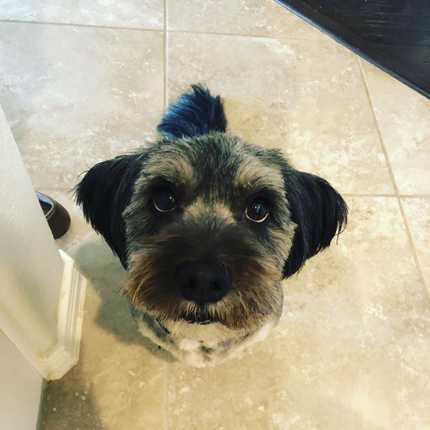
[
  {"xmin": 75, "ymin": 154, "xmax": 143, "ymax": 268},
  {"xmin": 282, "ymin": 169, "xmax": 348, "ymax": 277}
]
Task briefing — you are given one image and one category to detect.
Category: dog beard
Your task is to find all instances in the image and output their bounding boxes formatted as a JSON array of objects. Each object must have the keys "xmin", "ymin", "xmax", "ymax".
[{"xmin": 124, "ymin": 220, "xmax": 286, "ymax": 330}]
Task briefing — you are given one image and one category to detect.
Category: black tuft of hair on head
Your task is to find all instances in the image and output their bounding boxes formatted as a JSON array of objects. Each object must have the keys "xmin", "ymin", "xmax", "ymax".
[{"xmin": 157, "ymin": 84, "xmax": 227, "ymax": 139}]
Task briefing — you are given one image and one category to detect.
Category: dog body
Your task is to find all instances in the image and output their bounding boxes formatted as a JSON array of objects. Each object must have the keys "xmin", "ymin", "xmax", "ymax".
[{"xmin": 76, "ymin": 85, "xmax": 347, "ymax": 366}]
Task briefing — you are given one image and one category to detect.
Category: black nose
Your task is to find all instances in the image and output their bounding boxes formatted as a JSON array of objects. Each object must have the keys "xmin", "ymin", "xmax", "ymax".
[{"xmin": 177, "ymin": 262, "xmax": 230, "ymax": 305}]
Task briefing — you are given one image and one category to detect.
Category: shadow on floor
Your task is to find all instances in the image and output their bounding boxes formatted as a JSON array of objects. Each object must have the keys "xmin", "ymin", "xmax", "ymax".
[
  {"xmin": 70, "ymin": 235, "xmax": 175, "ymax": 362},
  {"xmin": 39, "ymin": 358, "xmax": 104, "ymax": 430}
]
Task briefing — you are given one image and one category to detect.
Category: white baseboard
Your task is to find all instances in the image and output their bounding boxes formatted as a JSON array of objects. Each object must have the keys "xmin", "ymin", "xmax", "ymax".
[{"xmin": 39, "ymin": 251, "xmax": 87, "ymax": 380}]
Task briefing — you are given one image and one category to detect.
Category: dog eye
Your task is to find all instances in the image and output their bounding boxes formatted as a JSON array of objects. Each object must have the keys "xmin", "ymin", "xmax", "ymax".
[
  {"xmin": 245, "ymin": 199, "xmax": 270, "ymax": 223},
  {"xmin": 153, "ymin": 189, "xmax": 177, "ymax": 213}
]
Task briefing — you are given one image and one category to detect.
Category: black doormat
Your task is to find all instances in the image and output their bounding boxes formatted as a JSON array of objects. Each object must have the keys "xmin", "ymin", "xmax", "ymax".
[{"xmin": 277, "ymin": 0, "xmax": 430, "ymax": 99}]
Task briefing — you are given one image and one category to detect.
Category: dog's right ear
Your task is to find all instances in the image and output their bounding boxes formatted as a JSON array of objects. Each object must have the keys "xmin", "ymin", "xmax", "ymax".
[
  {"xmin": 157, "ymin": 84, "xmax": 227, "ymax": 139},
  {"xmin": 282, "ymin": 169, "xmax": 348, "ymax": 278},
  {"xmin": 75, "ymin": 154, "xmax": 143, "ymax": 268}
]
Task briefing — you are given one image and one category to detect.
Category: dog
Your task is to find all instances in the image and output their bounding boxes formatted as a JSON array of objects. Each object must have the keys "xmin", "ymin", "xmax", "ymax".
[{"xmin": 76, "ymin": 85, "xmax": 347, "ymax": 367}]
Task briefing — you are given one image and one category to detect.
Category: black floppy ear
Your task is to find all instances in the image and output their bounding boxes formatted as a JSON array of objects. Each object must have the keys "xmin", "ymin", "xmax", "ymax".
[
  {"xmin": 75, "ymin": 154, "xmax": 142, "ymax": 268},
  {"xmin": 283, "ymin": 170, "xmax": 348, "ymax": 277},
  {"xmin": 157, "ymin": 84, "xmax": 227, "ymax": 139}
]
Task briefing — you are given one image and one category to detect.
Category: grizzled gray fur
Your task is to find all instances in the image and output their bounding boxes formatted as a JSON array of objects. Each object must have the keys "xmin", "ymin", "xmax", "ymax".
[{"xmin": 76, "ymin": 85, "xmax": 347, "ymax": 366}]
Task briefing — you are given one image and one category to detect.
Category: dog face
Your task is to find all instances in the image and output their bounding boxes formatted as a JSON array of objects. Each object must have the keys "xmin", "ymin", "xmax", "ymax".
[
  {"xmin": 123, "ymin": 134, "xmax": 294, "ymax": 330},
  {"xmin": 76, "ymin": 85, "xmax": 347, "ymax": 333}
]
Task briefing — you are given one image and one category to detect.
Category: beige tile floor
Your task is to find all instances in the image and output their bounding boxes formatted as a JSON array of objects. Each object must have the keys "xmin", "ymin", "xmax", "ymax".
[{"xmin": 1, "ymin": 0, "xmax": 430, "ymax": 428}]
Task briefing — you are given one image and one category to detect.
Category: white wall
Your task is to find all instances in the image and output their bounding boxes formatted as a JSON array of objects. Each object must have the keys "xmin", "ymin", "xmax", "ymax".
[
  {"xmin": 0, "ymin": 106, "xmax": 64, "ymax": 357},
  {"xmin": 0, "ymin": 106, "xmax": 78, "ymax": 427},
  {"xmin": 0, "ymin": 106, "xmax": 47, "ymax": 429},
  {"xmin": 0, "ymin": 330, "xmax": 43, "ymax": 430}
]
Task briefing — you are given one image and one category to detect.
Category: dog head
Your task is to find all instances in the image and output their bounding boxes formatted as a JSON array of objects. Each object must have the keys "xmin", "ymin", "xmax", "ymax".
[{"xmin": 76, "ymin": 85, "xmax": 347, "ymax": 331}]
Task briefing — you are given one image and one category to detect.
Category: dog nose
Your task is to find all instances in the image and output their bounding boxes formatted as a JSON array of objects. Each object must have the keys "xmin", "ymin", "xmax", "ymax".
[{"xmin": 177, "ymin": 262, "xmax": 230, "ymax": 305}]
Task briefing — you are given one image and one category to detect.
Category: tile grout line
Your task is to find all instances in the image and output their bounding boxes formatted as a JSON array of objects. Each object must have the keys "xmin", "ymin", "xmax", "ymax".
[
  {"xmin": 163, "ymin": 363, "xmax": 169, "ymax": 430},
  {"xmin": 162, "ymin": 6, "xmax": 169, "ymax": 430},
  {"xmin": 397, "ymin": 195, "xmax": 430, "ymax": 199},
  {"xmin": 39, "ymin": 188, "xmax": 430, "ymax": 199},
  {"xmin": 167, "ymin": 28, "xmax": 322, "ymax": 42},
  {"xmin": 343, "ymin": 193, "xmax": 430, "ymax": 198},
  {"xmin": 343, "ymin": 193, "xmax": 396, "ymax": 198},
  {"xmin": 0, "ymin": 18, "xmax": 164, "ymax": 33},
  {"xmin": 167, "ymin": 28, "xmax": 283, "ymax": 40},
  {"xmin": 163, "ymin": 0, "xmax": 168, "ymax": 110},
  {"xmin": 0, "ymin": 18, "xmax": 320, "ymax": 42},
  {"xmin": 358, "ymin": 59, "xmax": 399, "ymax": 195},
  {"xmin": 358, "ymin": 58, "xmax": 429, "ymax": 292},
  {"xmin": 397, "ymin": 199, "xmax": 429, "ymax": 292}
]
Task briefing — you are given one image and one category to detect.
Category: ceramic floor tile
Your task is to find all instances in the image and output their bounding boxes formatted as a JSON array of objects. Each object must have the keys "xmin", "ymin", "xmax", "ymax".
[
  {"xmin": 269, "ymin": 197, "xmax": 430, "ymax": 428},
  {"xmin": 40, "ymin": 236, "xmax": 169, "ymax": 430},
  {"xmin": 0, "ymin": 22, "xmax": 163, "ymax": 190},
  {"xmin": 167, "ymin": 0, "xmax": 322, "ymax": 40},
  {"xmin": 166, "ymin": 345, "xmax": 274, "ymax": 430},
  {"xmin": 402, "ymin": 197, "xmax": 430, "ymax": 290},
  {"xmin": 0, "ymin": 0, "xmax": 163, "ymax": 29},
  {"xmin": 168, "ymin": 32, "xmax": 394, "ymax": 195},
  {"xmin": 361, "ymin": 61, "xmax": 430, "ymax": 195}
]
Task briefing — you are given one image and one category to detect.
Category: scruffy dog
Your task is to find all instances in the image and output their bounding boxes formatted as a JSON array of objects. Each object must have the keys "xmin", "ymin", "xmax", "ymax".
[{"xmin": 76, "ymin": 85, "xmax": 347, "ymax": 366}]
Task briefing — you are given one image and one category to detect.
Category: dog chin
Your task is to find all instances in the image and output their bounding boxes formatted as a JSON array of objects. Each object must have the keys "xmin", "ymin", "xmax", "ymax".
[{"xmin": 179, "ymin": 309, "xmax": 219, "ymax": 325}]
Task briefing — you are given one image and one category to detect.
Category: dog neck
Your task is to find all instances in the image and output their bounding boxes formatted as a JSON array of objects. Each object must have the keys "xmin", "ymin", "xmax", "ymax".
[{"xmin": 130, "ymin": 304, "xmax": 275, "ymax": 367}]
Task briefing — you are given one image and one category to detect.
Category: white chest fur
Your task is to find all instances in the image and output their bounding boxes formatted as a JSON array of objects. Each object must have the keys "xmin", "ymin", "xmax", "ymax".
[{"xmin": 136, "ymin": 315, "xmax": 275, "ymax": 367}]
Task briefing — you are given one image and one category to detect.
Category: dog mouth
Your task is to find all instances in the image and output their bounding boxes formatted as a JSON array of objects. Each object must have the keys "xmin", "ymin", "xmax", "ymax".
[{"xmin": 178, "ymin": 305, "xmax": 221, "ymax": 325}]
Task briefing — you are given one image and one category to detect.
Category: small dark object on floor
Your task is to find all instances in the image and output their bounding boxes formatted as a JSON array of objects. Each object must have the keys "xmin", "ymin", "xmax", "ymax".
[{"xmin": 37, "ymin": 191, "xmax": 71, "ymax": 239}]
